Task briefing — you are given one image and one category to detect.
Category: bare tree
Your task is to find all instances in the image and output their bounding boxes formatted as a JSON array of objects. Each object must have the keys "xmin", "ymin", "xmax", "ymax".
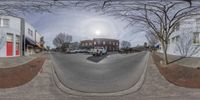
[
  {"xmin": 121, "ymin": 40, "xmax": 131, "ymax": 49},
  {"xmin": 53, "ymin": 32, "xmax": 72, "ymax": 48},
  {"xmin": 145, "ymin": 31, "xmax": 158, "ymax": 47},
  {"xmin": 176, "ymin": 32, "xmax": 200, "ymax": 57},
  {"xmin": 0, "ymin": 0, "xmax": 193, "ymax": 15},
  {"xmin": 79, "ymin": 1, "xmax": 200, "ymax": 64},
  {"xmin": 0, "ymin": 0, "xmax": 74, "ymax": 15}
]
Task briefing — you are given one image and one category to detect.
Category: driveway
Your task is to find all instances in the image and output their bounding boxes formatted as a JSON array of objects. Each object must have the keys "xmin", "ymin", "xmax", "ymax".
[{"xmin": 51, "ymin": 52, "xmax": 148, "ymax": 93}]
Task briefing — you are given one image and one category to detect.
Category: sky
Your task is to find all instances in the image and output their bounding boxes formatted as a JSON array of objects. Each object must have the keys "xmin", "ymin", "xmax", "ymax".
[{"xmin": 24, "ymin": 8, "xmax": 147, "ymax": 48}]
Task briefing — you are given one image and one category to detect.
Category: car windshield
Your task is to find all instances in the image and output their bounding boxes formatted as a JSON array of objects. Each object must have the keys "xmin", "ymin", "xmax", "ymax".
[{"xmin": 1, "ymin": 0, "xmax": 200, "ymax": 100}]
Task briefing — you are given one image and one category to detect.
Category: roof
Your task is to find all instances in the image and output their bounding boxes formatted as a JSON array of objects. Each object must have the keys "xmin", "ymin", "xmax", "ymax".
[
  {"xmin": 80, "ymin": 40, "xmax": 93, "ymax": 42},
  {"xmin": 93, "ymin": 38, "xmax": 119, "ymax": 41}
]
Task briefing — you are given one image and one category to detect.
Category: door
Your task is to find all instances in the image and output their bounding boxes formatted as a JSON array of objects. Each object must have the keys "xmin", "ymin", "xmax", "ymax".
[
  {"xmin": 6, "ymin": 42, "xmax": 13, "ymax": 56},
  {"xmin": 6, "ymin": 33, "xmax": 13, "ymax": 56}
]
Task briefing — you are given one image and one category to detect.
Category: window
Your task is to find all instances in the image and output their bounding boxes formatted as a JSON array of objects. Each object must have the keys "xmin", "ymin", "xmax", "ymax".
[
  {"xmin": 0, "ymin": 18, "xmax": 9, "ymax": 27},
  {"xmin": 113, "ymin": 42, "xmax": 115, "ymax": 45},
  {"xmin": 16, "ymin": 35, "xmax": 20, "ymax": 43},
  {"xmin": 7, "ymin": 33, "xmax": 13, "ymax": 42},
  {"xmin": 28, "ymin": 29, "xmax": 33, "ymax": 36},
  {"xmin": 89, "ymin": 43, "xmax": 92, "ymax": 46},
  {"xmin": 176, "ymin": 36, "xmax": 180, "ymax": 42},
  {"xmin": 103, "ymin": 41, "xmax": 106, "ymax": 45},
  {"xmin": 116, "ymin": 43, "xmax": 119, "ymax": 45},
  {"xmin": 2, "ymin": 19, "xmax": 9, "ymax": 27},
  {"xmin": 196, "ymin": 18, "xmax": 200, "ymax": 30},
  {"xmin": 193, "ymin": 32, "xmax": 200, "ymax": 44},
  {"xmin": 94, "ymin": 42, "xmax": 96, "ymax": 45},
  {"xmin": 16, "ymin": 35, "xmax": 20, "ymax": 55}
]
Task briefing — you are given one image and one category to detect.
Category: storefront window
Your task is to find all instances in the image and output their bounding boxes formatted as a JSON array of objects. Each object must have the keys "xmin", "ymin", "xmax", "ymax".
[
  {"xmin": 16, "ymin": 35, "xmax": 20, "ymax": 43},
  {"xmin": 7, "ymin": 33, "xmax": 13, "ymax": 42},
  {"xmin": 16, "ymin": 35, "xmax": 20, "ymax": 55},
  {"xmin": 193, "ymin": 32, "xmax": 200, "ymax": 44}
]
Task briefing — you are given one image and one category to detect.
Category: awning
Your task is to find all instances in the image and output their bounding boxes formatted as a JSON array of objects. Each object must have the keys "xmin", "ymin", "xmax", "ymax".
[
  {"xmin": 36, "ymin": 43, "xmax": 42, "ymax": 48},
  {"xmin": 25, "ymin": 37, "xmax": 36, "ymax": 46}
]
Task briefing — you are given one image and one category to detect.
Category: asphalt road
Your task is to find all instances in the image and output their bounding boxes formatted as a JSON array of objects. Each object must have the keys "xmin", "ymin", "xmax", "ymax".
[{"xmin": 51, "ymin": 52, "xmax": 148, "ymax": 93}]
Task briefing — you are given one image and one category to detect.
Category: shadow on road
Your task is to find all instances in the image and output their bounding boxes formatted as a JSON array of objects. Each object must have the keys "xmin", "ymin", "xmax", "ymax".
[{"xmin": 87, "ymin": 55, "xmax": 109, "ymax": 63}]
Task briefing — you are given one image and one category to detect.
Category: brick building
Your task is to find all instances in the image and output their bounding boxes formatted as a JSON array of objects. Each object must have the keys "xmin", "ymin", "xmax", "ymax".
[{"xmin": 80, "ymin": 38, "xmax": 119, "ymax": 51}]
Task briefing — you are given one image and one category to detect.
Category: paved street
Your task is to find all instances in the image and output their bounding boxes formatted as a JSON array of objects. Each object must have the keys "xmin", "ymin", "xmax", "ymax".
[
  {"xmin": 2, "ymin": 53, "xmax": 200, "ymax": 100},
  {"xmin": 51, "ymin": 52, "xmax": 148, "ymax": 93}
]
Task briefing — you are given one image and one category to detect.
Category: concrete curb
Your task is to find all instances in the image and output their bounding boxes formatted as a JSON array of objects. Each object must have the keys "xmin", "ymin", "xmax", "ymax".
[{"xmin": 51, "ymin": 52, "xmax": 150, "ymax": 96}]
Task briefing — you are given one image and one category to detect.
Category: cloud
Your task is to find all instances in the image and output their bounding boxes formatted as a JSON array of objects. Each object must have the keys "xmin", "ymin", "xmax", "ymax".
[{"xmin": 24, "ymin": 9, "xmax": 146, "ymax": 48}]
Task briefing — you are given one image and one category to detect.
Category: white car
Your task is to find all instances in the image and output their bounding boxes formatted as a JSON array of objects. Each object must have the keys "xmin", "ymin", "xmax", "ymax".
[
  {"xmin": 68, "ymin": 50, "xmax": 80, "ymax": 54},
  {"xmin": 92, "ymin": 47, "xmax": 107, "ymax": 56}
]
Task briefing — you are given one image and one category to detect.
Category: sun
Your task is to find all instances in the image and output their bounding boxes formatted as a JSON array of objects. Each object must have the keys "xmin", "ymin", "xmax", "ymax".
[{"xmin": 95, "ymin": 30, "xmax": 101, "ymax": 36}]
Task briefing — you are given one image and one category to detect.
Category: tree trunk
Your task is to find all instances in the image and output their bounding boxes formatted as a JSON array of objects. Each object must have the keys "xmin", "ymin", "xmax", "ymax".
[{"xmin": 161, "ymin": 42, "xmax": 169, "ymax": 65}]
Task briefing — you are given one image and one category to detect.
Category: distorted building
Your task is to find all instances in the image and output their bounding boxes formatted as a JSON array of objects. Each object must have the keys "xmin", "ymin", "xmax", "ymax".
[
  {"xmin": 0, "ymin": 15, "xmax": 44, "ymax": 57},
  {"xmin": 159, "ymin": 15, "xmax": 200, "ymax": 57},
  {"xmin": 80, "ymin": 38, "xmax": 119, "ymax": 51}
]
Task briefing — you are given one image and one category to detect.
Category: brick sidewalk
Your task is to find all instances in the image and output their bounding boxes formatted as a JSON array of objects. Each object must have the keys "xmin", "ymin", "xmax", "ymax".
[
  {"xmin": 0, "ymin": 54, "xmax": 46, "ymax": 88},
  {"xmin": 156, "ymin": 52, "xmax": 200, "ymax": 68},
  {"xmin": 152, "ymin": 53, "xmax": 200, "ymax": 88},
  {"xmin": 0, "ymin": 53, "xmax": 44, "ymax": 68}
]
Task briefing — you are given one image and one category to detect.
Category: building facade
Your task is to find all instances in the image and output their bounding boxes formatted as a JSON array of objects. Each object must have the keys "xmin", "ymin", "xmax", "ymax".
[
  {"xmin": 159, "ymin": 16, "xmax": 200, "ymax": 57},
  {"xmin": 0, "ymin": 16, "xmax": 44, "ymax": 57},
  {"xmin": 80, "ymin": 38, "xmax": 119, "ymax": 51}
]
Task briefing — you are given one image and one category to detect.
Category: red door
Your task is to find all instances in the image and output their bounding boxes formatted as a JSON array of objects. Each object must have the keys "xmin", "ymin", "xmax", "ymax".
[
  {"xmin": 6, "ymin": 42, "xmax": 13, "ymax": 56},
  {"xmin": 16, "ymin": 43, "xmax": 20, "ymax": 55}
]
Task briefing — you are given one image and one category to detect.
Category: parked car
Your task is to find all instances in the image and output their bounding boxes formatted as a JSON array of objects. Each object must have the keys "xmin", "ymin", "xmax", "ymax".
[
  {"xmin": 66, "ymin": 49, "xmax": 80, "ymax": 54},
  {"xmin": 92, "ymin": 47, "xmax": 107, "ymax": 56},
  {"xmin": 88, "ymin": 49, "xmax": 94, "ymax": 54},
  {"xmin": 79, "ymin": 49, "xmax": 89, "ymax": 53}
]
